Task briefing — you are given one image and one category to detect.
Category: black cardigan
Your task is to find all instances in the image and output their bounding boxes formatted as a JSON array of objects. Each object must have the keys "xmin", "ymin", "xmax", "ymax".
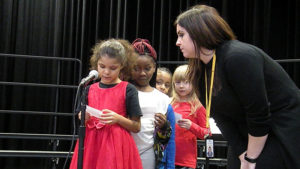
[{"xmin": 199, "ymin": 40, "xmax": 300, "ymax": 168}]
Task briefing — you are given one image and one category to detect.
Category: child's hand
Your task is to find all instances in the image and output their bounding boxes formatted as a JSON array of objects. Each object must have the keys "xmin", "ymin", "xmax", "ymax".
[
  {"xmin": 204, "ymin": 128, "xmax": 212, "ymax": 139},
  {"xmin": 208, "ymin": 128, "xmax": 212, "ymax": 136},
  {"xmin": 177, "ymin": 119, "xmax": 192, "ymax": 129},
  {"xmin": 154, "ymin": 113, "xmax": 167, "ymax": 128},
  {"xmin": 78, "ymin": 111, "xmax": 90, "ymax": 122},
  {"xmin": 100, "ymin": 109, "xmax": 120, "ymax": 125}
]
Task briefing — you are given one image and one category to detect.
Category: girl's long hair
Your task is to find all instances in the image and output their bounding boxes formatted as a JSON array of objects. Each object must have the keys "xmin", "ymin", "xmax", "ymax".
[
  {"xmin": 171, "ymin": 65, "xmax": 202, "ymax": 116},
  {"xmin": 89, "ymin": 39, "xmax": 137, "ymax": 81}
]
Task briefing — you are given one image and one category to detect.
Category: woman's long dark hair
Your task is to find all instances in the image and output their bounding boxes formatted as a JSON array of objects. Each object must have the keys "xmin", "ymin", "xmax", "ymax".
[{"xmin": 174, "ymin": 5, "xmax": 236, "ymax": 93}]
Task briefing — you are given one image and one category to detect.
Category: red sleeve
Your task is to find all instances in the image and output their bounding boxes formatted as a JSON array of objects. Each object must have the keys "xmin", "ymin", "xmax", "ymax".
[{"xmin": 189, "ymin": 106, "xmax": 209, "ymax": 139}]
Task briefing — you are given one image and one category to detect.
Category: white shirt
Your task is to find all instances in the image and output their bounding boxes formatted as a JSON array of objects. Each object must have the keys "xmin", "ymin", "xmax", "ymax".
[{"xmin": 131, "ymin": 88, "xmax": 170, "ymax": 154}]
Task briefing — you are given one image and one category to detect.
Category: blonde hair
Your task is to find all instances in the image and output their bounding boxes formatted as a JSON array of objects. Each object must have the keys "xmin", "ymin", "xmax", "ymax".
[
  {"xmin": 89, "ymin": 39, "xmax": 137, "ymax": 81},
  {"xmin": 171, "ymin": 65, "xmax": 202, "ymax": 116}
]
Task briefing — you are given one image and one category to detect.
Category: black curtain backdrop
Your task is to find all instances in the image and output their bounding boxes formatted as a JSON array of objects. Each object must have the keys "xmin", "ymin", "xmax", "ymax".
[{"xmin": 0, "ymin": 0, "xmax": 299, "ymax": 169}]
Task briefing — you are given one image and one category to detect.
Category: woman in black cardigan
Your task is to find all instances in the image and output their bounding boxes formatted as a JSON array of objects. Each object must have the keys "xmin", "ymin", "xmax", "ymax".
[{"xmin": 174, "ymin": 4, "xmax": 300, "ymax": 169}]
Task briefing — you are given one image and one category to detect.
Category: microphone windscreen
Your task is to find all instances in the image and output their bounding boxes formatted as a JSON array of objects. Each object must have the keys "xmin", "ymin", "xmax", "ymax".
[{"xmin": 89, "ymin": 70, "xmax": 99, "ymax": 79}]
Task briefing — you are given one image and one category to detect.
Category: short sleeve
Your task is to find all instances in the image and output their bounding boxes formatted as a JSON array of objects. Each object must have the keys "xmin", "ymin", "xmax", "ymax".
[{"xmin": 126, "ymin": 83, "xmax": 143, "ymax": 118}]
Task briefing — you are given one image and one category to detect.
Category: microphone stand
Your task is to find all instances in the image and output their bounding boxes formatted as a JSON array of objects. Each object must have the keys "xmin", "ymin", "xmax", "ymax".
[
  {"xmin": 77, "ymin": 85, "xmax": 87, "ymax": 169},
  {"xmin": 76, "ymin": 72, "xmax": 98, "ymax": 169}
]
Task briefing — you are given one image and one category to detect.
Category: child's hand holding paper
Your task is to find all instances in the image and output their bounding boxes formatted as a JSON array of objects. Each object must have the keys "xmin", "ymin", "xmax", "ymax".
[
  {"xmin": 86, "ymin": 105, "xmax": 103, "ymax": 118},
  {"xmin": 174, "ymin": 112, "xmax": 182, "ymax": 123}
]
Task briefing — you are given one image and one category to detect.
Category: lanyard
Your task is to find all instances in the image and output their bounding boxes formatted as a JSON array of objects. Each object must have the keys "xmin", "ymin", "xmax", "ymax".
[{"xmin": 205, "ymin": 52, "xmax": 216, "ymax": 128}]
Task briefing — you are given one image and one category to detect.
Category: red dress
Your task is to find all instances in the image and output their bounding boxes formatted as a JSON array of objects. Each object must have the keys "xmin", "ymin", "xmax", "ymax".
[{"xmin": 70, "ymin": 81, "xmax": 143, "ymax": 169}]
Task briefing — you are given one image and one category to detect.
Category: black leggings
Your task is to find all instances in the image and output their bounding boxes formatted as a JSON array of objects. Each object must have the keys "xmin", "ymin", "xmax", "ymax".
[{"xmin": 175, "ymin": 165, "xmax": 194, "ymax": 169}]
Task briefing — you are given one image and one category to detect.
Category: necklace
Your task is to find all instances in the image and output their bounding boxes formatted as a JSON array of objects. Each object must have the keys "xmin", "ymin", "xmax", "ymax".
[{"xmin": 205, "ymin": 52, "xmax": 216, "ymax": 128}]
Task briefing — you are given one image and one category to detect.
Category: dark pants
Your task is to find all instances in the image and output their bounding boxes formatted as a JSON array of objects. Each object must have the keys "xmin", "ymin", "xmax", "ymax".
[{"xmin": 175, "ymin": 165, "xmax": 194, "ymax": 169}]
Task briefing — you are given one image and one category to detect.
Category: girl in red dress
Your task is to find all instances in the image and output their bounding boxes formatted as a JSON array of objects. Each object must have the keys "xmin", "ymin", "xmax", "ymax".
[
  {"xmin": 171, "ymin": 65, "xmax": 210, "ymax": 169},
  {"xmin": 69, "ymin": 39, "xmax": 143, "ymax": 169}
]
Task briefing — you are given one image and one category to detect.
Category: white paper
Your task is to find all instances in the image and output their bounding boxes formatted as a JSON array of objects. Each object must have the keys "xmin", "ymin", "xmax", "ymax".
[
  {"xmin": 86, "ymin": 105, "xmax": 102, "ymax": 118},
  {"xmin": 209, "ymin": 118, "xmax": 221, "ymax": 134},
  {"xmin": 174, "ymin": 112, "xmax": 182, "ymax": 123}
]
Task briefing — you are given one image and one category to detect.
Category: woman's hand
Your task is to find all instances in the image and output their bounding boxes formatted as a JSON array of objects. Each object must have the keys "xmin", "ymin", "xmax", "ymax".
[
  {"xmin": 239, "ymin": 151, "xmax": 256, "ymax": 169},
  {"xmin": 177, "ymin": 119, "xmax": 192, "ymax": 129},
  {"xmin": 154, "ymin": 113, "xmax": 167, "ymax": 128},
  {"xmin": 78, "ymin": 111, "xmax": 90, "ymax": 122},
  {"xmin": 100, "ymin": 109, "xmax": 121, "ymax": 125}
]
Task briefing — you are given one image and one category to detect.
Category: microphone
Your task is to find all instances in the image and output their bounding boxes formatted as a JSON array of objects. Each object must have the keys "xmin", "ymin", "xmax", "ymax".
[{"xmin": 79, "ymin": 70, "xmax": 99, "ymax": 86}]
